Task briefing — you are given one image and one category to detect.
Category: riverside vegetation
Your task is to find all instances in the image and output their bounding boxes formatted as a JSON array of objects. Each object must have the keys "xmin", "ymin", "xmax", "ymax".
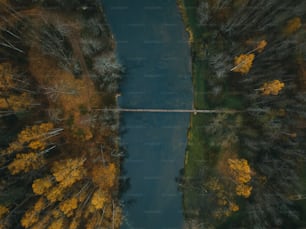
[
  {"xmin": 178, "ymin": 0, "xmax": 306, "ymax": 228},
  {"xmin": 0, "ymin": 0, "xmax": 123, "ymax": 228}
]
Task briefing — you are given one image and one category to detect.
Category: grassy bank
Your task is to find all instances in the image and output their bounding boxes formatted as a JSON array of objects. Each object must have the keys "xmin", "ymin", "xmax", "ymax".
[
  {"xmin": 179, "ymin": 0, "xmax": 306, "ymax": 227},
  {"xmin": 178, "ymin": 0, "xmax": 245, "ymax": 223}
]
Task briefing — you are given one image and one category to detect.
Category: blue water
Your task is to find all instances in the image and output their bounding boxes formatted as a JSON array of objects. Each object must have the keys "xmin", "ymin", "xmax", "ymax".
[{"xmin": 101, "ymin": 1, "xmax": 193, "ymax": 228}]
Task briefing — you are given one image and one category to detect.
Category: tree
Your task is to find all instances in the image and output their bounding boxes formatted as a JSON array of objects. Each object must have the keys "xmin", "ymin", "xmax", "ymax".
[
  {"xmin": 91, "ymin": 163, "xmax": 116, "ymax": 189},
  {"xmin": 59, "ymin": 197, "xmax": 78, "ymax": 217},
  {"xmin": 283, "ymin": 17, "xmax": 302, "ymax": 36},
  {"xmin": 0, "ymin": 205, "xmax": 8, "ymax": 218},
  {"xmin": 231, "ymin": 54, "xmax": 255, "ymax": 74},
  {"xmin": 228, "ymin": 158, "xmax": 252, "ymax": 198},
  {"xmin": 21, "ymin": 208, "xmax": 39, "ymax": 228},
  {"xmin": 32, "ymin": 177, "xmax": 53, "ymax": 195},
  {"xmin": 5, "ymin": 122, "xmax": 57, "ymax": 154},
  {"xmin": 47, "ymin": 217, "xmax": 64, "ymax": 229},
  {"xmin": 51, "ymin": 158, "xmax": 87, "ymax": 188},
  {"xmin": 8, "ymin": 152, "xmax": 45, "ymax": 174},
  {"xmin": 91, "ymin": 189, "xmax": 107, "ymax": 210},
  {"xmin": 255, "ymin": 40, "xmax": 267, "ymax": 53},
  {"xmin": 259, "ymin": 80, "xmax": 285, "ymax": 95},
  {"xmin": 228, "ymin": 158, "xmax": 251, "ymax": 183}
]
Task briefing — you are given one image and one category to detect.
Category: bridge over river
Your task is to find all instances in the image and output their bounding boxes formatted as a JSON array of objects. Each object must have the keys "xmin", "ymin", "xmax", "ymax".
[{"xmin": 96, "ymin": 108, "xmax": 239, "ymax": 114}]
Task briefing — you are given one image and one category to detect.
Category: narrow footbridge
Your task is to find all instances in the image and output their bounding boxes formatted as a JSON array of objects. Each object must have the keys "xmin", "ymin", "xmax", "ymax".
[{"xmin": 96, "ymin": 108, "xmax": 239, "ymax": 114}]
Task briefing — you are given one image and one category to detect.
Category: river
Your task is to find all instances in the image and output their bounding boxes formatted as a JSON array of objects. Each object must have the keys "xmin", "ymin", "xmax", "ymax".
[{"xmin": 101, "ymin": 1, "xmax": 193, "ymax": 228}]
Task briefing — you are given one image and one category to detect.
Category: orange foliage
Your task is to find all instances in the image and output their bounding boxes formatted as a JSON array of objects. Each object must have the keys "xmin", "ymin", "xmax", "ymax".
[
  {"xmin": 21, "ymin": 209, "xmax": 39, "ymax": 228},
  {"xmin": 46, "ymin": 186, "xmax": 64, "ymax": 203},
  {"xmin": 7, "ymin": 93, "xmax": 33, "ymax": 111},
  {"xmin": 228, "ymin": 158, "xmax": 252, "ymax": 198},
  {"xmin": 34, "ymin": 198, "xmax": 46, "ymax": 212},
  {"xmin": 229, "ymin": 202, "xmax": 239, "ymax": 212},
  {"xmin": 256, "ymin": 40, "xmax": 267, "ymax": 53},
  {"xmin": 59, "ymin": 197, "xmax": 78, "ymax": 216},
  {"xmin": 283, "ymin": 17, "xmax": 302, "ymax": 35},
  {"xmin": 232, "ymin": 54, "xmax": 255, "ymax": 74},
  {"xmin": 91, "ymin": 189, "xmax": 108, "ymax": 210},
  {"xmin": 0, "ymin": 205, "xmax": 8, "ymax": 218},
  {"xmin": 52, "ymin": 158, "xmax": 86, "ymax": 188},
  {"xmin": 91, "ymin": 163, "xmax": 116, "ymax": 189},
  {"xmin": 32, "ymin": 177, "xmax": 53, "ymax": 195},
  {"xmin": 6, "ymin": 122, "xmax": 54, "ymax": 154},
  {"xmin": 236, "ymin": 183, "xmax": 252, "ymax": 198},
  {"xmin": 8, "ymin": 152, "xmax": 45, "ymax": 174},
  {"xmin": 228, "ymin": 158, "xmax": 251, "ymax": 183},
  {"xmin": 69, "ymin": 218, "xmax": 81, "ymax": 229},
  {"xmin": 260, "ymin": 80, "xmax": 285, "ymax": 95},
  {"xmin": 48, "ymin": 217, "xmax": 64, "ymax": 229}
]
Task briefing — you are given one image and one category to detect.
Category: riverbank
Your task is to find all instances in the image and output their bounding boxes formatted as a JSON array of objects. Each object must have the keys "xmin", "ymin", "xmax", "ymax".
[
  {"xmin": 0, "ymin": 1, "xmax": 122, "ymax": 228},
  {"xmin": 179, "ymin": 0, "xmax": 306, "ymax": 228},
  {"xmin": 178, "ymin": 0, "xmax": 244, "ymax": 223}
]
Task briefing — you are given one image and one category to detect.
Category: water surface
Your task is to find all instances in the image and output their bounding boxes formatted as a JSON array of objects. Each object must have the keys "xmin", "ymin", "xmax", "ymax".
[{"xmin": 102, "ymin": 1, "xmax": 193, "ymax": 228}]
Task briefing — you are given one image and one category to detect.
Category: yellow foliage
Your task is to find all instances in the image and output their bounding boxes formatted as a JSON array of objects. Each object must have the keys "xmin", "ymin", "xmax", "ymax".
[
  {"xmin": 18, "ymin": 123, "xmax": 54, "ymax": 144},
  {"xmin": 236, "ymin": 183, "xmax": 252, "ymax": 198},
  {"xmin": 228, "ymin": 158, "xmax": 251, "ymax": 183},
  {"xmin": 32, "ymin": 177, "xmax": 53, "ymax": 195},
  {"xmin": 46, "ymin": 186, "xmax": 64, "ymax": 203},
  {"xmin": 85, "ymin": 216, "xmax": 97, "ymax": 229},
  {"xmin": 91, "ymin": 163, "xmax": 116, "ymax": 189},
  {"xmin": 51, "ymin": 210, "xmax": 61, "ymax": 218},
  {"xmin": 59, "ymin": 197, "xmax": 78, "ymax": 217},
  {"xmin": 283, "ymin": 17, "xmax": 302, "ymax": 35},
  {"xmin": 8, "ymin": 152, "xmax": 44, "ymax": 174},
  {"xmin": 7, "ymin": 93, "xmax": 32, "ymax": 111},
  {"xmin": 48, "ymin": 217, "xmax": 64, "ymax": 229},
  {"xmin": 232, "ymin": 54, "xmax": 255, "ymax": 74},
  {"xmin": 256, "ymin": 40, "xmax": 267, "ymax": 53},
  {"xmin": 0, "ymin": 205, "xmax": 8, "ymax": 218},
  {"xmin": 260, "ymin": 80, "xmax": 285, "ymax": 95},
  {"xmin": 30, "ymin": 214, "xmax": 51, "ymax": 229},
  {"xmin": 229, "ymin": 202, "xmax": 239, "ymax": 212},
  {"xmin": 52, "ymin": 158, "xmax": 86, "ymax": 188},
  {"xmin": 6, "ymin": 123, "xmax": 54, "ymax": 154},
  {"xmin": 29, "ymin": 140, "xmax": 46, "ymax": 150},
  {"xmin": 0, "ymin": 98, "xmax": 9, "ymax": 109},
  {"xmin": 34, "ymin": 198, "xmax": 46, "ymax": 212},
  {"xmin": 69, "ymin": 218, "xmax": 80, "ymax": 229},
  {"xmin": 21, "ymin": 209, "xmax": 39, "ymax": 228},
  {"xmin": 91, "ymin": 190, "xmax": 107, "ymax": 210},
  {"xmin": 228, "ymin": 158, "xmax": 253, "ymax": 198}
]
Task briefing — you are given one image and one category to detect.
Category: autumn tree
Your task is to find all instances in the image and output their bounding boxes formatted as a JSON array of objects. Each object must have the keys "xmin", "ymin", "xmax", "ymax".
[
  {"xmin": 259, "ymin": 80, "xmax": 285, "ymax": 95},
  {"xmin": 0, "ymin": 63, "xmax": 34, "ymax": 112},
  {"xmin": 254, "ymin": 40, "xmax": 267, "ymax": 53},
  {"xmin": 5, "ymin": 122, "xmax": 59, "ymax": 154},
  {"xmin": 51, "ymin": 158, "xmax": 86, "ymax": 188},
  {"xmin": 231, "ymin": 53, "xmax": 255, "ymax": 74},
  {"xmin": 283, "ymin": 17, "xmax": 302, "ymax": 36},
  {"xmin": 0, "ymin": 205, "xmax": 8, "ymax": 219},
  {"xmin": 8, "ymin": 152, "xmax": 45, "ymax": 174},
  {"xmin": 227, "ymin": 158, "xmax": 252, "ymax": 198},
  {"xmin": 59, "ymin": 197, "xmax": 78, "ymax": 217},
  {"xmin": 32, "ymin": 177, "xmax": 53, "ymax": 195},
  {"xmin": 3, "ymin": 122, "xmax": 61, "ymax": 175}
]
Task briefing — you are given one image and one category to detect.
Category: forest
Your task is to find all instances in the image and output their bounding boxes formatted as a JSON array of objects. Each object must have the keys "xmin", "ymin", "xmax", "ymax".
[
  {"xmin": 179, "ymin": 0, "xmax": 306, "ymax": 228},
  {"xmin": 0, "ymin": 0, "xmax": 123, "ymax": 228}
]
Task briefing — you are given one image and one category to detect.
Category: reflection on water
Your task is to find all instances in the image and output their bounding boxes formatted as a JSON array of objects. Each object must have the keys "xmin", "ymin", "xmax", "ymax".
[{"xmin": 102, "ymin": 0, "xmax": 193, "ymax": 228}]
